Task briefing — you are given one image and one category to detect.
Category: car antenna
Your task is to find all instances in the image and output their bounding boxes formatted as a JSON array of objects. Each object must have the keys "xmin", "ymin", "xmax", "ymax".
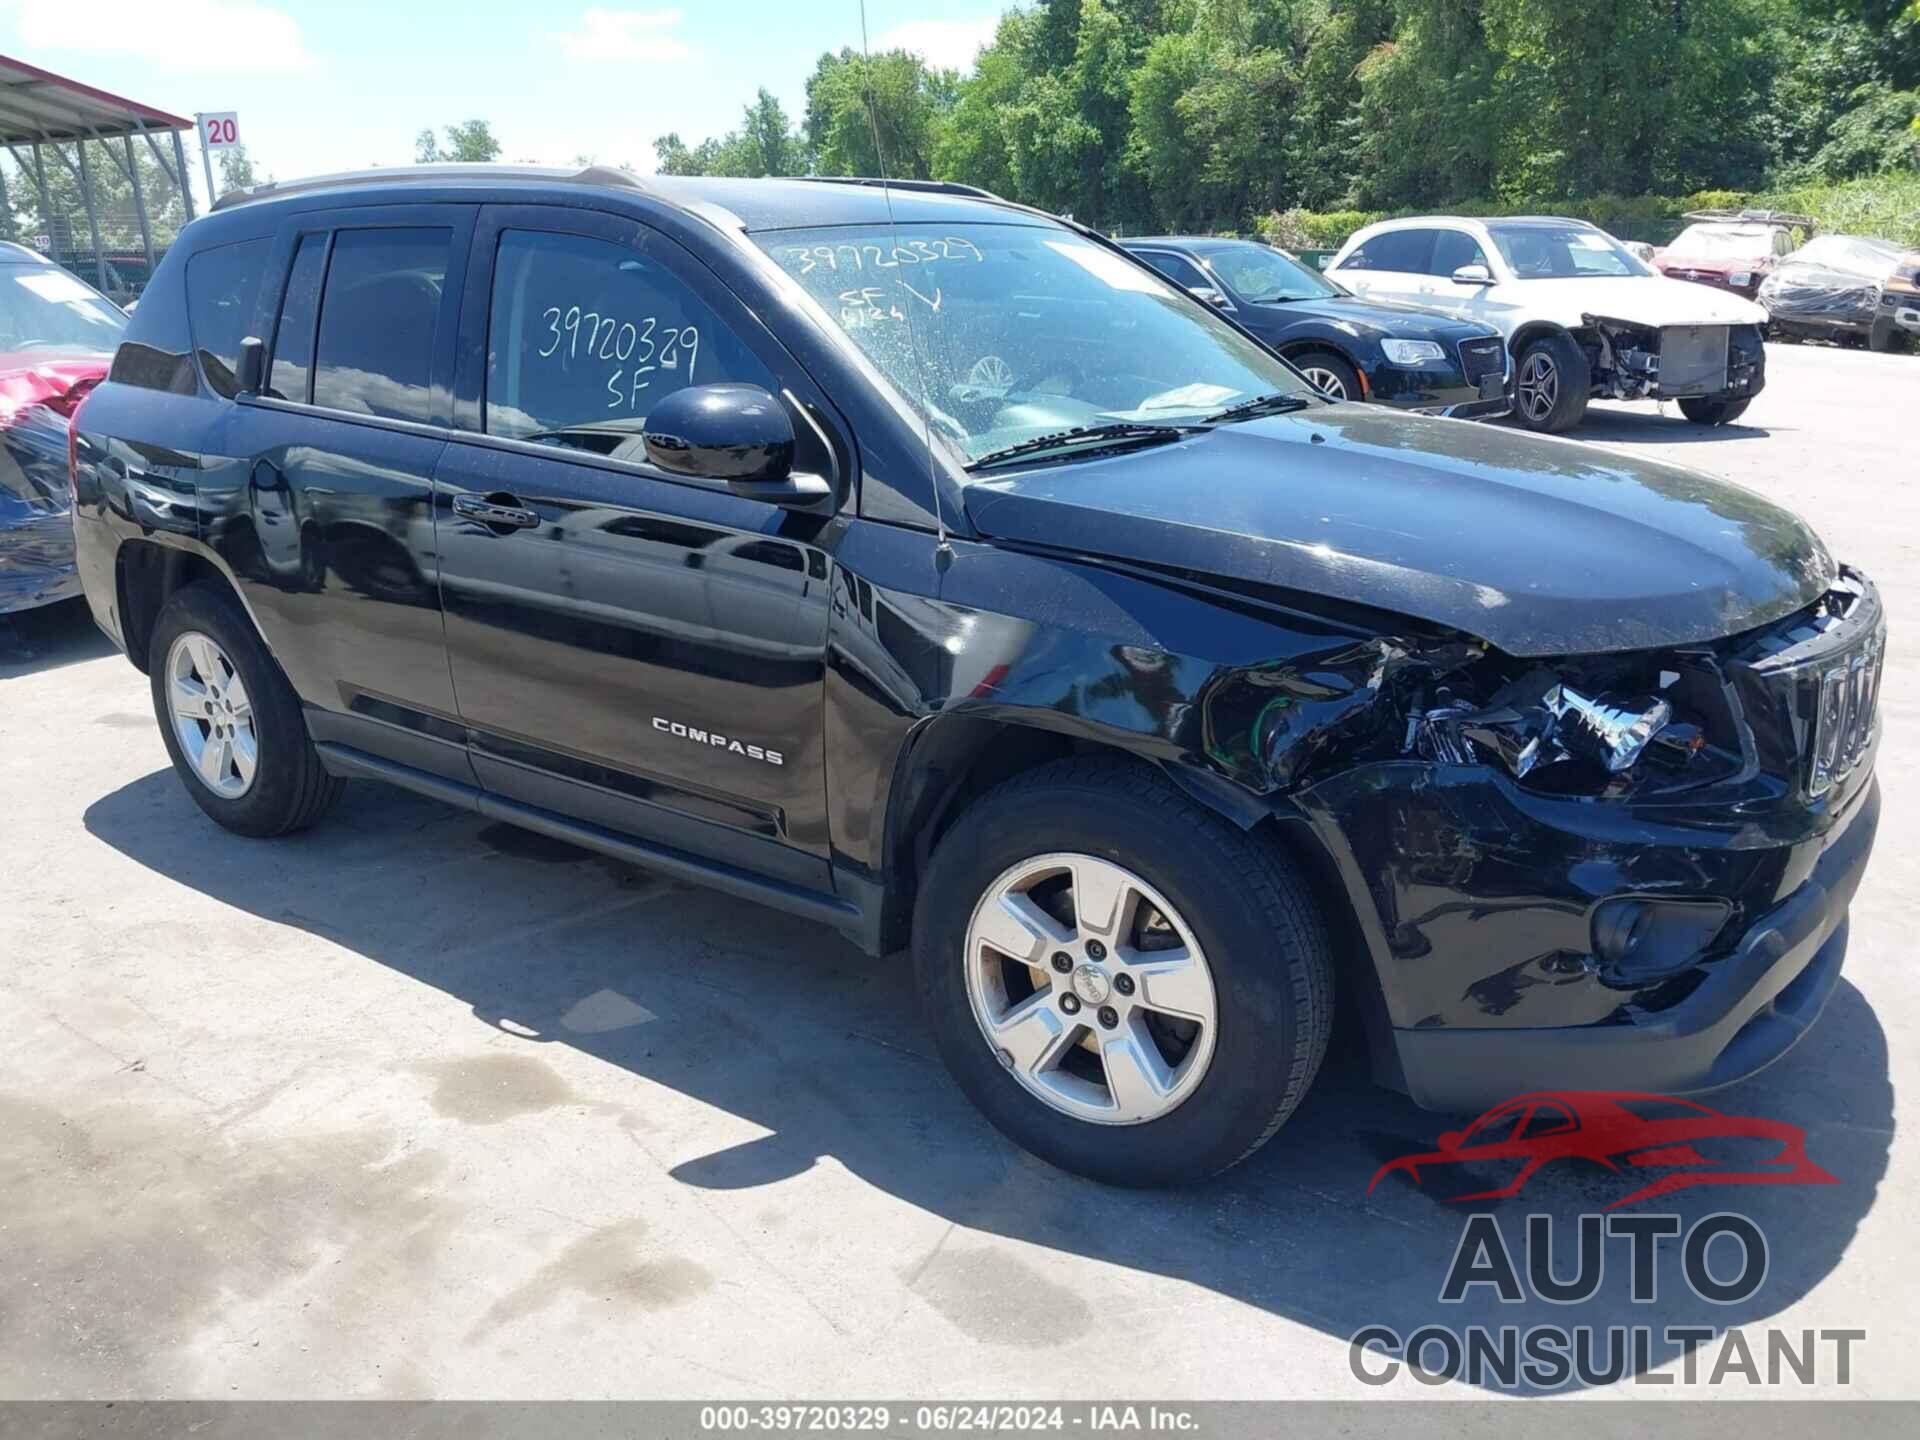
[{"xmin": 858, "ymin": 0, "xmax": 953, "ymax": 572}]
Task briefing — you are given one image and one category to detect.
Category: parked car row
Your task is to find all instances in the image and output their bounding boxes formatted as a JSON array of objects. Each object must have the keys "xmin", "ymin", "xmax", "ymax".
[{"xmin": 1650, "ymin": 209, "xmax": 1920, "ymax": 354}]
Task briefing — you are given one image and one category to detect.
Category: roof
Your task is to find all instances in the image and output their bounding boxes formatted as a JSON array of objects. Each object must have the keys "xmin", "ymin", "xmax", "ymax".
[
  {"xmin": 0, "ymin": 54, "xmax": 191, "ymax": 143},
  {"xmin": 211, "ymin": 164, "xmax": 1048, "ymax": 233}
]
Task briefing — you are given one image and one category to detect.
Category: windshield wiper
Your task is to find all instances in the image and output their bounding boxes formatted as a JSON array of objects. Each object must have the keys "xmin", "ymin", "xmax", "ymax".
[
  {"xmin": 1202, "ymin": 392, "xmax": 1316, "ymax": 425},
  {"xmin": 965, "ymin": 421, "xmax": 1200, "ymax": 472}
]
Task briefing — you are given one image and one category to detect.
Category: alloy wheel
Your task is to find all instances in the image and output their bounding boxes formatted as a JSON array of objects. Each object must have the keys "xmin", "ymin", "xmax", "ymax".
[
  {"xmin": 1517, "ymin": 350, "xmax": 1559, "ymax": 423},
  {"xmin": 1302, "ymin": 365, "xmax": 1348, "ymax": 399},
  {"xmin": 165, "ymin": 630, "xmax": 258, "ymax": 799},
  {"xmin": 963, "ymin": 852, "xmax": 1218, "ymax": 1125}
]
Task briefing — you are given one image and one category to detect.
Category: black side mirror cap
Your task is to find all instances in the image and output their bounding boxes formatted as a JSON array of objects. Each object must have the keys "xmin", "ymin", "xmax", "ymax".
[
  {"xmin": 235, "ymin": 336, "xmax": 266, "ymax": 394},
  {"xmin": 642, "ymin": 383, "xmax": 829, "ymax": 509}
]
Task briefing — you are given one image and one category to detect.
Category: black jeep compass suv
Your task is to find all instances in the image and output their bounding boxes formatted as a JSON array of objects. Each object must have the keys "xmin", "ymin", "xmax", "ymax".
[{"xmin": 69, "ymin": 167, "xmax": 1881, "ymax": 1186}]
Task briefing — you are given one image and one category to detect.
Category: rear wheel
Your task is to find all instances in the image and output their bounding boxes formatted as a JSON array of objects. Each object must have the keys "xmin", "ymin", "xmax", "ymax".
[
  {"xmin": 913, "ymin": 757, "xmax": 1334, "ymax": 1187},
  {"xmin": 1677, "ymin": 397, "xmax": 1751, "ymax": 426},
  {"xmin": 1293, "ymin": 349, "xmax": 1362, "ymax": 403},
  {"xmin": 1512, "ymin": 332, "xmax": 1590, "ymax": 433},
  {"xmin": 148, "ymin": 581, "xmax": 343, "ymax": 837}
]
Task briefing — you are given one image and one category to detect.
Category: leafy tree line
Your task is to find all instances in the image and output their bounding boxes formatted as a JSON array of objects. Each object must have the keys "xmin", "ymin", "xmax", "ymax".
[{"xmin": 651, "ymin": 0, "xmax": 1920, "ymax": 236}]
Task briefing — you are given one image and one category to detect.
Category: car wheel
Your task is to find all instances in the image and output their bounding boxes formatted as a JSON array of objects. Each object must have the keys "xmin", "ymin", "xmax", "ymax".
[
  {"xmin": 1677, "ymin": 397, "xmax": 1751, "ymax": 426},
  {"xmin": 1293, "ymin": 350, "xmax": 1362, "ymax": 402},
  {"xmin": 913, "ymin": 756, "xmax": 1334, "ymax": 1187},
  {"xmin": 148, "ymin": 580, "xmax": 344, "ymax": 837},
  {"xmin": 1512, "ymin": 333, "xmax": 1590, "ymax": 433}
]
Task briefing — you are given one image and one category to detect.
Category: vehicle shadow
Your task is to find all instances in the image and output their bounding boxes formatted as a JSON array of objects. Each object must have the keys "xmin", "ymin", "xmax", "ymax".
[
  {"xmin": 0, "ymin": 598, "xmax": 115, "ymax": 680},
  {"xmin": 83, "ymin": 771, "xmax": 1892, "ymax": 1394},
  {"xmin": 1546, "ymin": 406, "xmax": 1773, "ymax": 446}
]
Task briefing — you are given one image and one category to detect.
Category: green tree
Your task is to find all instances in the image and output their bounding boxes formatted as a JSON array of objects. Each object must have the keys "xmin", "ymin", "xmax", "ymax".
[
  {"xmin": 415, "ymin": 119, "xmax": 502, "ymax": 163},
  {"xmin": 806, "ymin": 49, "xmax": 958, "ymax": 179},
  {"xmin": 218, "ymin": 144, "xmax": 260, "ymax": 191}
]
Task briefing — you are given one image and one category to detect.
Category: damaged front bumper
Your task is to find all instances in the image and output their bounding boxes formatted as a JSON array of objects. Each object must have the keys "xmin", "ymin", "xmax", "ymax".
[
  {"xmin": 1258, "ymin": 570, "xmax": 1883, "ymax": 1112},
  {"xmin": 1585, "ymin": 315, "xmax": 1767, "ymax": 404}
]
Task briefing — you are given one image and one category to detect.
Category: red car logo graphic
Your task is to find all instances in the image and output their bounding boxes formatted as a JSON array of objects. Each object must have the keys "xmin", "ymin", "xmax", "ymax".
[{"xmin": 1368, "ymin": 1091, "xmax": 1837, "ymax": 1210}]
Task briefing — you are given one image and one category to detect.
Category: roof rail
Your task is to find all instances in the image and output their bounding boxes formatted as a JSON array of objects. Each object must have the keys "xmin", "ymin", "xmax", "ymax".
[
  {"xmin": 211, "ymin": 162, "xmax": 649, "ymax": 213},
  {"xmin": 1682, "ymin": 207, "xmax": 1817, "ymax": 231},
  {"xmin": 789, "ymin": 175, "xmax": 1002, "ymax": 201}
]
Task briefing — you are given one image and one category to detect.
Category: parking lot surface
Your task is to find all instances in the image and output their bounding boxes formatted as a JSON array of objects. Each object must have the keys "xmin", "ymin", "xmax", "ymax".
[{"xmin": 3, "ymin": 342, "xmax": 1915, "ymax": 1399}]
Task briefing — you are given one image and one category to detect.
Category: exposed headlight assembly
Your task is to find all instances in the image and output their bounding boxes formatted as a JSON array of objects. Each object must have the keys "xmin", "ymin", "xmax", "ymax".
[
  {"xmin": 1412, "ymin": 670, "xmax": 1676, "ymax": 779},
  {"xmin": 1381, "ymin": 338, "xmax": 1446, "ymax": 365}
]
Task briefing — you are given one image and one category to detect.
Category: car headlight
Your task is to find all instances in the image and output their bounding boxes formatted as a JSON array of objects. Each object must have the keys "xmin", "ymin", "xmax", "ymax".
[
  {"xmin": 1381, "ymin": 338, "xmax": 1446, "ymax": 365},
  {"xmin": 1729, "ymin": 271, "xmax": 1752, "ymax": 288}
]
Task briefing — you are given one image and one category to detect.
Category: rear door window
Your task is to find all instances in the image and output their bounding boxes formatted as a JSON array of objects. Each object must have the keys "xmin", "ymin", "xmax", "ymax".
[
  {"xmin": 186, "ymin": 237, "xmax": 270, "ymax": 397},
  {"xmin": 311, "ymin": 228, "xmax": 451, "ymax": 423},
  {"xmin": 1344, "ymin": 229, "xmax": 1435, "ymax": 275}
]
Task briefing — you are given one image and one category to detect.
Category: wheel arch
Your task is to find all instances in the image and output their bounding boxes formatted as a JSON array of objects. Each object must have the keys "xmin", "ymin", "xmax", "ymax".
[
  {"xmin": 873, "ymin": 711, "xmax": 1391, "ymax": 1076},
  {"xmin": 115, "ymin": 539, "xmax": 269, "ymax": 676}
]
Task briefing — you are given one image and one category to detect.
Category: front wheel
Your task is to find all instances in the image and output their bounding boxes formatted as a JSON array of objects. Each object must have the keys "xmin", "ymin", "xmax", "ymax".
[
  {"xmin": 1512, "ymin": 332, "xmax": 1590, "ymax": 433},
  {"xmin": 1677, "ymin": 397, "xmax": 1751, "ymax": 426},
  {"xmin": 1293, "ymin": 349, "xmax": 1363, "ymax": 403},
  {"xmin": 913, "ymin": 757, "xmax": 1334, "ymax": 1187}
]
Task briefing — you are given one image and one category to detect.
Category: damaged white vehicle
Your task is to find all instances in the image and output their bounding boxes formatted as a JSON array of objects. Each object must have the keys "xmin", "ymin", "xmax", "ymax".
[{"xmin": 1328, "ymin": 215, "xmax": 1769, "ymax": 433}]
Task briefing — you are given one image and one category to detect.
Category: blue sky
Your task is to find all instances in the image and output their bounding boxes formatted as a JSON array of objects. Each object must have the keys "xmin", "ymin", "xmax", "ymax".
[{"xmin": 1, "ymin": 0, "xmax": 1006, "ymax": 207}]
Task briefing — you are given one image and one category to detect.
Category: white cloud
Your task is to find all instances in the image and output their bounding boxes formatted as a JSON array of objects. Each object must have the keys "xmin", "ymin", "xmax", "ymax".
[
  {"xmin": 551, "ymin": 7, "xmax": 691, "ymax": 63},
  {"xmin": 872, "ymin": 16, "xmax": 999, "ymax": 73},
  {"xmin": 13, "ymin": 0, "xmax": 313, "ymax": 74}
]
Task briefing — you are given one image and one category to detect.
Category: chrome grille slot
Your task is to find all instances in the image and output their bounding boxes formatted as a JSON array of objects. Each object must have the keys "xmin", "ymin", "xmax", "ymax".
[
  {"xmin": 1458, "ymin": 338, "xmax": 1505, "ymax": 385},
  {"xmin": 1809, "ymin": 627, "xmax": 1883, "ymax": 796}
]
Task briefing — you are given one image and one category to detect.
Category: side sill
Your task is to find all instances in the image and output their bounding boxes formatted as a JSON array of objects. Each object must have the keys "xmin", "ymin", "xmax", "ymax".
[{"xmin": 313, "ymin": 741, "xmax": 868, "ymax": 939}]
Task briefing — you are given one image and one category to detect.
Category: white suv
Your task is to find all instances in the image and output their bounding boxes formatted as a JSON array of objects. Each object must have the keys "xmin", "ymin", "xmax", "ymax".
[{"xmin": 1328, "ymin": 216, "xmax": 1769, "ymax": 432}]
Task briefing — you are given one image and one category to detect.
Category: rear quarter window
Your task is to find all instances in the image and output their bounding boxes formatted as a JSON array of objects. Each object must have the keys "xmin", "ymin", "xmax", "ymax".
[{"xmin": 186, "ymin": 237, "xmax": 271, "ymax": 397}]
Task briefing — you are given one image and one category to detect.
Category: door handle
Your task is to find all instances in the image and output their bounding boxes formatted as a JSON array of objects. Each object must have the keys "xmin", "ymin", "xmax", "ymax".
[{"xmin": 452, "ymin": 492, "xmax": 540, "ymax": 530}]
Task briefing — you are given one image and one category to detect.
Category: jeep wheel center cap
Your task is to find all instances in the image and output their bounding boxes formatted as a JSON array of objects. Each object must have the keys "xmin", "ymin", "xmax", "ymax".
[{"xmin": 1071, "ymin": 963, "xmax": 1111, "ymax": 1006}]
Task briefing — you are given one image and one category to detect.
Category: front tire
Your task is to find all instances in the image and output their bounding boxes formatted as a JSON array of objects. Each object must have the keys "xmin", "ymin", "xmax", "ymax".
[
  {"xmin": 913, "ymin": 757, "xmax": 1334, "ymax": 1187},
  {"xmin": 1293, "ymin": 349, "xmax": 1363, "ymax": 403},
  {"xmin": 1677, "ymin": 397, "xmax": 1751, "ymax": 426},
  {"xmin": 1512, "ymin": 332, "xmax": 1590, "ymax": 433},
  {"xmin": 148, "ymin": 580, "xmax": 343, "ymax": 837}
]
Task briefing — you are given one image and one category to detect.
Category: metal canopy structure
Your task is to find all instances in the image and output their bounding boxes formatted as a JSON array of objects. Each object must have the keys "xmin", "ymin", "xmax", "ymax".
[{"xmin": 0, "ymin": 54, "xmax": 197, "ymax": 297}]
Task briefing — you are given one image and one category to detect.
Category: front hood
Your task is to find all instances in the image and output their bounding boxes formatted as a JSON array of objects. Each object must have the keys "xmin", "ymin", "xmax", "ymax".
[
  {"xmin": 1518, "ymin": 275, "xmax": 1768, "ymax": 328},
  {"xmin": 1265, "ymin": 294, "xmax": 1486, "ymax": 340},
  {"xmin": 963, "ymin": 406, "xmax": 1834, "ymax": 657}
]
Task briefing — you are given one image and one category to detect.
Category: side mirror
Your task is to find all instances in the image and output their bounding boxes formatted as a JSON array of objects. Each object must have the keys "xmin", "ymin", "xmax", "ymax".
[
  {"xmin": 1450, "ymin": 264, "xmax": 1493, "ymax": 286},
  {"xmin": 641, "ymin": 383, "xmax": 830, "ymax": 507},
  {"xmin": 235, "ymin": 336, "xmax": 266, "ymax": 394},
  {"xmin": 1187, "ymin": 284, "xmax": 1232, "ymax": 308}
]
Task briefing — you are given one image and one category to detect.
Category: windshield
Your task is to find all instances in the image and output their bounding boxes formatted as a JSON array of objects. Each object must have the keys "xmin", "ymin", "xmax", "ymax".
[
  {"xmin": 757, "ymin": 222, "xmax": 1315, "ymax": 465},
  {"xmin": 1487, "ymin": 224, "xmax": 1650, "ymax": 280},
  {"xmin": 0, "ymin": 264, "xmax": 126, "ymax": 357},
  {"xmin": 1204, "ymin": 242, "xmax": 1340, "ymax": 302},
  {"xmin": 1668, "ymin": 225, "xmax": 1774, "ymax": 261}
]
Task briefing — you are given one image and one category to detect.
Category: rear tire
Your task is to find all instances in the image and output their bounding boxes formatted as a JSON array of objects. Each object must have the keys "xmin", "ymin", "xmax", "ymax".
[
  {"xmin": 148, "ymin": 580, "xmax": 343, "ymax": 837},
  {"xmin": 1292, "ymin": 349, "xmax": 1363, "ymax": 404},
  {"xmin": 1512, "ymin": 332, "xmax": 1590, "ymax": 433},
  {"xmin": 913, "ymin": 756, "xmax": 1334, "ymax": 1187},
  {"xmin": 1677, "ymin": 397, "xmax": 1751, "ymax": 426}
]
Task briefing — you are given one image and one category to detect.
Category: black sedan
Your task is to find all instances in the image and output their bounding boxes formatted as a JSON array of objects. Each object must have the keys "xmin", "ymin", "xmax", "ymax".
[{"xmin": 1124, "ymin": 236, "xmax": 1511, "ymax": 418}]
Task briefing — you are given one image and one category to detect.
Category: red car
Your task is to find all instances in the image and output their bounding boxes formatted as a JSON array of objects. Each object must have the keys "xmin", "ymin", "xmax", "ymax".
[
  {"xmin": 0, "ymin": 241, "xmax": 122, "ymax": 614},
  {"xmin": 1368, "ymin": 1091, "xmax": 1837, "ymax": 1209},
  {"xmin": 1653, "ymin": 212, "xmax": 1806, "ymax": 301}
]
